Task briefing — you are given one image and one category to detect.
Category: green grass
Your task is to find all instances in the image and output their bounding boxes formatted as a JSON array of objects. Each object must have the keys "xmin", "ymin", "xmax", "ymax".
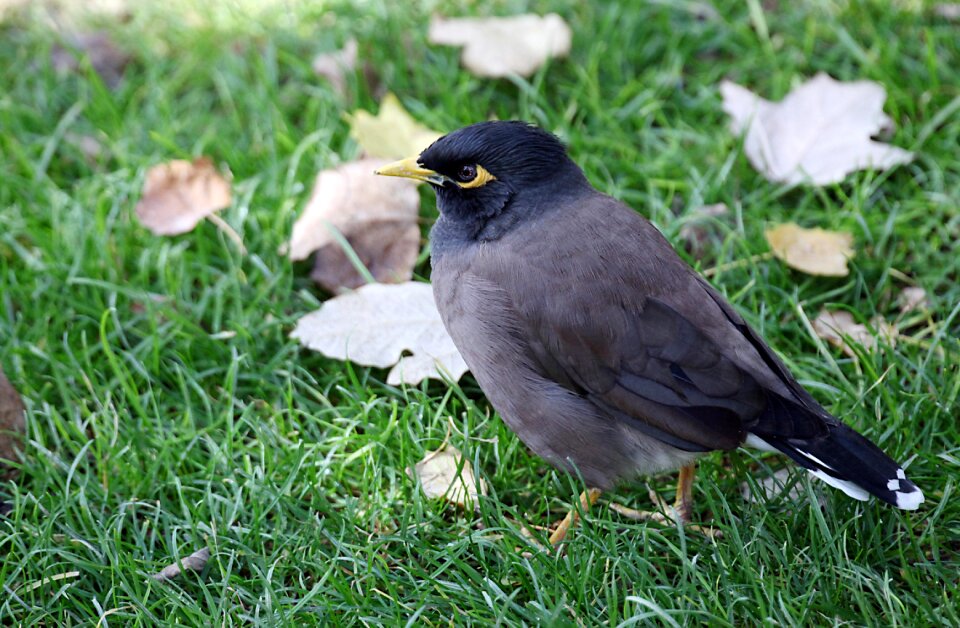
[{"xmin": 1, "ymin": 0, "xmax": 958, "ymax": 624}]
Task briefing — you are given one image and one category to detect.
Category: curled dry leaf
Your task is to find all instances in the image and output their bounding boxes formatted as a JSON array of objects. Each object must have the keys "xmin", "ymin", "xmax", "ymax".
[
  {"xmin": 52, "ymin": 31, "xmax": 130, "ymax": 88},
  {"xmin": 428, "ymin": 13, "xmax": 572, "ymax": 79},
  {"xmin": 0, "ymin": 368, "xmax": 26, "ymax": 480},
  {"xmin": 408, "ymin": 444, "xmax": 486, "ymax": 509},
  {"xmin": 765, "ymin": 223, "xmax": 853, "ymax": 276},
  {"xmin": 897, "ymin": 286, "xmax": 929, "ymax": 314},
  {"xmin": 347, "ymin": 93, "xmax": 443, "ymax": 160},
  {"xmin": 135, "ymin": 158, "xmax": 232, "ymax": 236},
  {"xmin": 720, "ymin": 73, "xmax": 913, "ymax": 185},
  {"xmin": 290, "ymin": 281, "xmax": 468, "ymax": 386},
  {"xmin": 813, "ymin": 309, "xmax": 898, "ymax": 358},
  {"xmin": 288, "ymin": 158, "xmax": 421, "ymax": 292},
  {"xmin": 312, "ymin": 38, "xmax": 358, "ymax": 96},
  {"xmin": 152, "ymin": 547, "xmax": 210, "ymax": 582},
  {"xmin": 679, "ymin": 202, "xmax": 729, "ymax": 257}
]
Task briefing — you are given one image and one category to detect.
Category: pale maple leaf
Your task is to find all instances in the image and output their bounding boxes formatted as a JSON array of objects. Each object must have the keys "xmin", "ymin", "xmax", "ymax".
[
  {"xmin": 290, "ymin": 282, "xmax": 468, "ymax": 386},
  {"xmin": 428, "ymin": 13, "xmax": 572, "ymax": 78},
  {"xmin": 721, "ymin": 73, "xmax": 913, "ymax": 185}
]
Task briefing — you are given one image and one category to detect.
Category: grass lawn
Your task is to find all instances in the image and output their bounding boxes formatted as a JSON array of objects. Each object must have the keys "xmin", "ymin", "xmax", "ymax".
[{"xmin": 1, "ymin": 0, "xmax": 958, "ymax": 624}]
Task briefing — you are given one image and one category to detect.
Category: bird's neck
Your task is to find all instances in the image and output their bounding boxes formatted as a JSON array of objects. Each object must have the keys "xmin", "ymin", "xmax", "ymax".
[
  {"xmin": 430, "ymin": 206, "xmax": 506, "ymax": 256},
  {"xmin": 433, "ymin": 168, "xmax": 592, "ymax": 251}
]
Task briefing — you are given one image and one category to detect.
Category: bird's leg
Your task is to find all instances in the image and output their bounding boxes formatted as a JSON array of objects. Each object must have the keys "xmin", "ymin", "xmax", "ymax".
[
  {"xmin": 638, "ymin": 463, "xmax": 696, "ymax": 523},
  {"xmin": 548, "ymin": 488, "xmax": 603, "ymax": 546},
  {"xmin": 611, "ymin": 463, "xmax": 721, "ymax": 538},
  {"xmin": 673, "ymin": 463, "xmax": 695, "ymax": 522}
]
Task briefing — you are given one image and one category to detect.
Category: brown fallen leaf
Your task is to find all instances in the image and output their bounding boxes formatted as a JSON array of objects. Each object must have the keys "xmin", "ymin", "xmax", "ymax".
[
  {"xmin": 347, "ymin": 93, "xmax": 443, "ymax": 160},
  {"xmin": 135, "ymin": 158, "xmax": 232, "ymax": 236},
  {"xmin": 290, "ymin": 281, "xmax": 468, "ymax": 386},
  {"xmin": 765, "ymin": 223, "xmax": 854, "ymax": 276},
  {"xmin": 428, "ymin": 13, "xmax": 572, "ymax": 78},
  {"xmin": 0, "ymin": 368, "xmax": 26, "ymax": 480},
  {"xmin": 897, "ymin": 286, "xmax": 929, "ymax": 314},
  {"xmin": 288, "ymin": 158, "xmax": 421, "ymax": 292},
  {"xmin": 312, "ymin": 38, "xmax": 358, "ymax": 97},
  {"xmin": 720, "ymin": 73, "xmax": 913, "ymax": 185},
  {"xmin": 51, "ymin": 31, "xmax": 130, "ymax": 88},
  {"xmin": 309, "ymin": 220, "xmax": 420, "ymax": 293},
  {"xmin": 679, "ymin": 203, "xmax": 729, "ymax": 257},
  {"xmin": 813, "ymin": 309, "xmax": 898, "ymax": 358},
  {"xmin": 408, "ymin": 444, "xmax": 487, "ymax": 509},
  {"xmin": 151, "ymin": 547, "xmax": 210, "ymax": 582}
]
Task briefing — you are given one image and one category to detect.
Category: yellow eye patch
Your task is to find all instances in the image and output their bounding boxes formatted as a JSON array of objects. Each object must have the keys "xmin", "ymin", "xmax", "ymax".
[{"xmin": 458, "ymin": 165, "xmax": 497, "ymax": 189}]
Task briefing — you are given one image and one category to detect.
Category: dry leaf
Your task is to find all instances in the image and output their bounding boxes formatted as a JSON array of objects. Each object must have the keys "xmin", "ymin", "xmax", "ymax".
[
  {"xmin": 429, "ymin": 13, "xmax": 572, "ymax": 78},
  {"xmin": 290, "ymin": 281, "xmax": 468, "ymax": 386},
  {"xmin": 408, "ymin": 444, "xmax": 486, "ymax": 509},
  {"xmin": 934, "ymin": 4, "xmax": 960, "ymax": 19},
  {"xmin": 347, "ymin": 93, "xmax": 443, "ymax": 160},
  {"xmin": 720, "ymin": 73, "xmax": 914, "ymax": 185},
  {"xmin": 741, "ymin": 469, "xmax": 827, "ymax": 508},
  {"xmin": 135, "ymin": 158, "xmax": 232, "ymax": 236},
  {"xmin": 287, "ymin": 158, "xmax": 421, "ymax": 291},
  {"xmin": 742, "ymin": 469, "xmax": 800, "ymax": 503},
  {"xmin": 312, "ymin": 38, "xmax": 358, "ymax": 96},
  {"xmin": 897, "ymin": 286, "xmax": 929, "ymax": 314},
  {"xmin": 151, "ymin": 547, "xmax": 210, "ymax": 582},
  {"xmin": 813, "ymin": 309, "xmax": 898, "ymax": 358},
  {"xmin": 680, "ymin": 202, "xmax": 729, "ymax": 257},
  {"xmin": 765, "ymin": 223, "xmax": 854, "ymax": 276},
  {"xmin": 65, "ymin": 133, "xmax": 105, "ymax": 161},
  {"xmin": 309, "ymin": 219, "xmax": 420, "ymax": 293},
  {"xmin": 51, "ymin": 31, "xmax": 129, "ymax": 88},
  {"xmin": 0, "ymin": 368, "xmax": 26, "ymax": 480}
]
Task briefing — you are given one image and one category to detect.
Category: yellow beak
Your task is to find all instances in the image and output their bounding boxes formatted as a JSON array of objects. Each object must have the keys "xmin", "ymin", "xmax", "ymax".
[{"xmin": 374, "ymin": 157, "xmax": 449, "ymax": 186}]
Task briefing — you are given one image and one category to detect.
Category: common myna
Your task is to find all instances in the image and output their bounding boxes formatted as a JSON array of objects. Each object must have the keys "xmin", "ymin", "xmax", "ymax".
[{"xmin": 377, "ymin": 121, "xmax": 923, "ymax": 540}]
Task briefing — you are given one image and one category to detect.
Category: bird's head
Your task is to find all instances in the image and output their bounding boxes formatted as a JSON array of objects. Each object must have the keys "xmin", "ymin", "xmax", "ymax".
[{"xmin": 376, "ymin": 121, "xmax": 587, "ymax": 238}]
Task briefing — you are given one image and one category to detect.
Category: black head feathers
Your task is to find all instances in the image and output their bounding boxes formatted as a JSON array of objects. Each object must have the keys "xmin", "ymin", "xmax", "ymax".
[{"xmin": 418, "ymin": 121, "xmax": 581, "ymax": 188}]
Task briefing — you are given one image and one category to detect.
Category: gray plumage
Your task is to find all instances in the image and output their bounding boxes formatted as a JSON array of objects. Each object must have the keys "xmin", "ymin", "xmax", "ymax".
[{"xmin": 383, "ymin": 121, "xmax": 923, "ymax": 509}]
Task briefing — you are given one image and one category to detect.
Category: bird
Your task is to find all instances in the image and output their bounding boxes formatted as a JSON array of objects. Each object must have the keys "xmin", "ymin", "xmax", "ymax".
[{"xmin": 376, "ymin": 121, "xmax": 924, "ymax": 542}]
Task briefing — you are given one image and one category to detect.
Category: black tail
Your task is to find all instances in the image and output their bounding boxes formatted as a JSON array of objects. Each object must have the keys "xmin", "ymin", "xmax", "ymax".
[{"xmin": 751, "ymin": 424, "xmax": 924, "ymax": 510}]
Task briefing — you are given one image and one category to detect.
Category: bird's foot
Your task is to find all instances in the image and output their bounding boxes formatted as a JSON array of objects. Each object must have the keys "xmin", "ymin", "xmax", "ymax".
[
  {"xmin": 547, "ymin": 488, "xmax": 603, "ymax": 546},
  {"xmin": 610, "ymin": 489, "xmax": 721, "ymax": 539}
]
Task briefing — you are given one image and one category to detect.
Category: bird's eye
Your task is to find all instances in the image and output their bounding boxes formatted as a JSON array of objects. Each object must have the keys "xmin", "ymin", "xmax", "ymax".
[
  {"xmin": 454, "ymin": 164, "xmax": 497, "ymax": 189},
  {"xmin": 456, "ymin": 164, "xmax": 478, "ymax": 182}
]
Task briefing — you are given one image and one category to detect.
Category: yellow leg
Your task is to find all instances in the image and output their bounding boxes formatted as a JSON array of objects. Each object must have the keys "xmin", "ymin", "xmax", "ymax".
[
  {"xmin": 548, "ymin": 488, "xmax": 603, "ymax": 546},
  {"xmin": 611, "ymin": 463, "xmax": 721, "ymax": 538},
  {"xmin": 674, "ymin": 463, "xmax": 695, "ymax": 522}
]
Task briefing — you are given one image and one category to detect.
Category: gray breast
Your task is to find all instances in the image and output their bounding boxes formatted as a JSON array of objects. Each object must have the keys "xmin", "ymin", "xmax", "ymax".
[{"xmin": 431, "ymin": 245, "xmax": 700, "ymax": 489}]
